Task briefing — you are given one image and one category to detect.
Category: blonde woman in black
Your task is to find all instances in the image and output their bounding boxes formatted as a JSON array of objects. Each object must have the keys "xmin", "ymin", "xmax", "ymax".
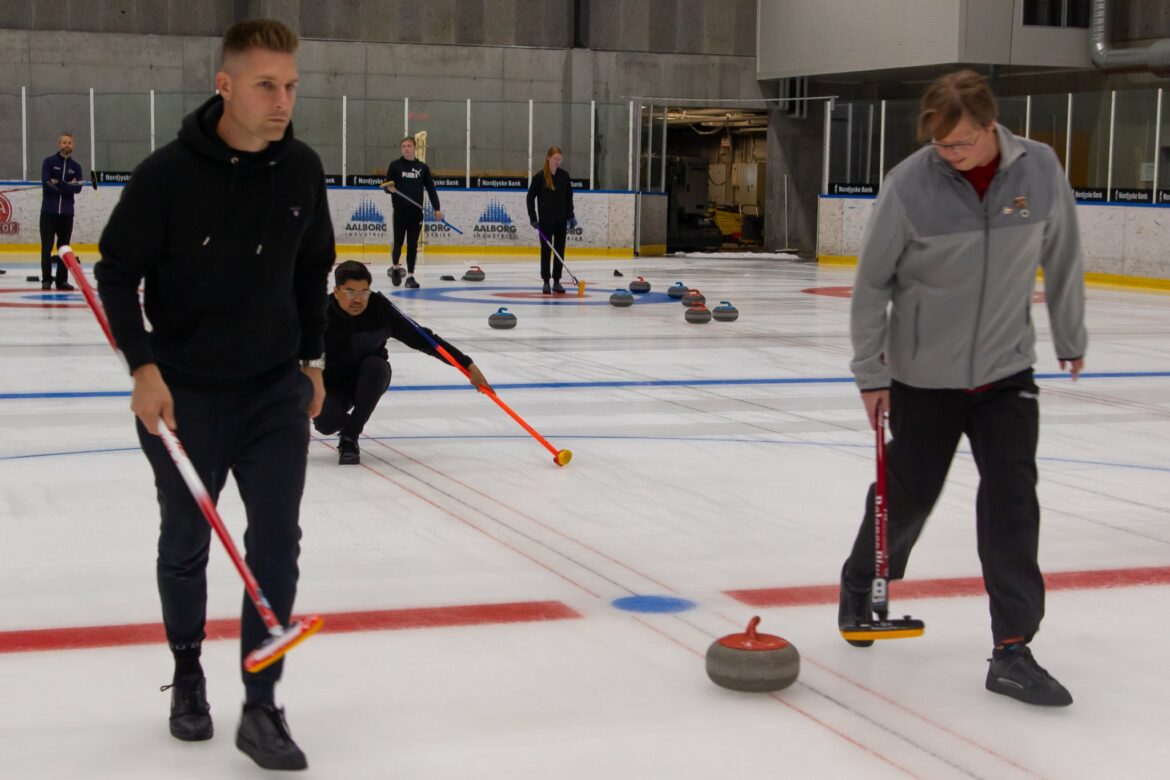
[{"xmin": 526, "ymin": 146, "xmax": 576, "ymax": 294}]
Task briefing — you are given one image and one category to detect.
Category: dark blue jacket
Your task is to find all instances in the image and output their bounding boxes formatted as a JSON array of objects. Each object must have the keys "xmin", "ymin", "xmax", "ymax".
[{"xmin": 41, "ymin": 153, "xmax": 85, "ymax": 215}]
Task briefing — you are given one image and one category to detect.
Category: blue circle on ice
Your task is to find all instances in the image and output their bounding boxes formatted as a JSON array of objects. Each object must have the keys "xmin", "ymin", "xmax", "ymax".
[{"xmin": 611, "ymin": 595, "xmax": 697, "ymax": 613}]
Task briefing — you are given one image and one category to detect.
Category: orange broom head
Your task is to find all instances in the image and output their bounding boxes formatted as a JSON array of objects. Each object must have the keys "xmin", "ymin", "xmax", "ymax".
[
  {"xmin": 244, "ymin": 614, "xmax": 325, "ymax": 673},
  {"xmin": 839, "ymin": 617, "xmax": 924, "ymax": 642},
  {"xmin": 577, "ymin": 280, "xmax": 586, "ymax": 297}
]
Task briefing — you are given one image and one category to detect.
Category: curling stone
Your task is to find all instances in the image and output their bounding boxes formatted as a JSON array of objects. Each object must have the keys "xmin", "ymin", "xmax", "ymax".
[
  {"xmin": 712, "ymin": 301, "xmax": 739, "ymax": 322},
  {"xmin": 667, "ymin": 282, "xmax": 687, "ymax": 299},
  {"xmin": 26, "ymin": 275, "xmax": 41, "ymax": 282},
  {"xmin": 682, "ymin": 289, "xmax": 706, "ymax": 307},
  {"xmin": 0, "ymin": 269, "xmax": 6, "ymax": 275},
  {"xmin": 629, "ymin": 276, "xmax": 651, "ymax": 294},
  {"xmin": 613, "ymin": 269, "xmax": 624, "ymax": 277},
  {"xmin": 609, "ymin": 289, "xmax": 634, "ymax": 307},
  {"xmin": 440, "ymin": 274, "xmax": 456, "ymax": 281},
  {"xmin": 462, "ymin": 265, "xmax": 486, "ymax": 281},
  {"xmin": 488, "ymin": 307, "xmax": 517, "ymax": 330},
  {"xmin": 706, "ymin": 616, "xmax": 800, "ymax": 693},
  {"xmin": 684, "ymin": 304, "xmax": 711, "ymax": 324}
]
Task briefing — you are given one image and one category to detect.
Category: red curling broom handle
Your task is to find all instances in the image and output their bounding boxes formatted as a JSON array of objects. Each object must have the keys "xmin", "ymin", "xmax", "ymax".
[{"xmin": 58, "ymin": 247, "xmax": 283, "ymax": 633}]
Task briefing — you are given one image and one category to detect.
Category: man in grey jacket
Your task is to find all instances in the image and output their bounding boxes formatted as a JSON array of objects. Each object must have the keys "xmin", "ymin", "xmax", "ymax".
[{"xmin": 838, "ymin": 70, "xmax": 1086, "ymax": 707}]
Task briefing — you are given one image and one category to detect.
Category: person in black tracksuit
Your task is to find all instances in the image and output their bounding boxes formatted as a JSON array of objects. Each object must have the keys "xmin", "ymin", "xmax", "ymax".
[
  {"xmin": 382, "ymin": 136, "xmax": 442, "ymax": 289},
  {"xmin": 40, "ymin": 133, "xmax": 85, "ymax": 290},
  {"xmin": 526, "ymin": 146, "xmax": 576, "ymax": 294},
  {"xmin": 314, "ymin": 260, "xmax": 489, "ymax": 465},
  {"xmin": 95, "ymin": 19, "xmax": 333, "ymax": 770}
]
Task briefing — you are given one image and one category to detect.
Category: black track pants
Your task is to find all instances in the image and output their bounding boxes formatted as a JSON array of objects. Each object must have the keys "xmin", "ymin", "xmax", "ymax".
[{"xmin": 843, "ymin": 369, "xmax": 1044, "ymax": 644}]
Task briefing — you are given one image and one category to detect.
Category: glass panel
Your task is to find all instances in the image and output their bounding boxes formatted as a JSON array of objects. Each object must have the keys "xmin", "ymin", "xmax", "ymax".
[
  {"xmin": 1029, "ymin": 92, "xmax": 1071, "ymax": 169},
  {"xmin": 93, "ymin": 92, "xmax": 151, "ymax": 172},
  {"xmin": 829, "ymin": 101, "xmax": 880, "ymax": 188},
  {"xmin": 355, "ymin": 98, "xmax": 406, "ymax": 181},
  {"xmin": 293, "ymin": 96, "xmax": 341, "ymax": 177},
  {"xmin": 405, "ymin": 100, "xmax": 467, "ymax": 182},
  {"xmin": 594, "ymin": 101, "xmax": 630, "ymax": 190},
  {"xmin": 1067, "ymin": 0, "xmax": 1090, "ymax": 27},
  {"xmin": 882, "ymin": 99, "xmax": 920, "ymax": 176},
  {"xmin": 470, "ymin": 100, "xmax": 529, "ymax": 182},
  {"xmin": 27, "ymin": 89, "xmax": 89, "ymax": 178},
  {"xmin": 1067, "ymin": 91, "xmax": 1111, "ymax": 188},
  {"xmin": 0, "ymin": 89, "xmax": 22, "ymax": 179},
  {"xmin": 998, "ymin": 97, "xmax": 1028, "ymax": 138},
  {"xmin": 1111, "ymin": 89, "xmax": 1159, "ymax": 192},
  {"xmin": 1023, "ymin": 0, "xmax": 1063, "ymax": 26}
]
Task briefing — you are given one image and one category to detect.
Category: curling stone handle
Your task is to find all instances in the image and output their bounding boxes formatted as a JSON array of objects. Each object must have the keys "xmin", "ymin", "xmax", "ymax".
[{"xmin": 745, "ymin": 615, "xmax": 761, "ymax": 639}]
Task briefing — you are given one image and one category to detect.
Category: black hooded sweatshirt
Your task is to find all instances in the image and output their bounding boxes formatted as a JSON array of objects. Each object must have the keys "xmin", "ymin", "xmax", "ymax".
[
  {"xmin": 96, "ymin": 95, "xmax": 335, "ymax": 387},
  {"xmin": 322, "ymin": 292, "xmax": 471, "ymax": 393}
]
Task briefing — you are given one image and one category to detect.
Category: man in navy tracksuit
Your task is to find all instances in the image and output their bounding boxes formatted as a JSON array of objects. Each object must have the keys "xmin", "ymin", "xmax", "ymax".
[
  {"xmin": 40, "ymin": 133, "xmax": 85, "ymax": 290},
  {"xmin": 381, "ymin": 137, "xmax": 442, "ymax": 289}
]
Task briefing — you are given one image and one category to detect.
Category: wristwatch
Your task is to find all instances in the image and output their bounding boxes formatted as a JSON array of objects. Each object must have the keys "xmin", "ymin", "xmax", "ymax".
[{"xmin": 300, "ymin": 357, "xmax": 326, "ymax": 370}]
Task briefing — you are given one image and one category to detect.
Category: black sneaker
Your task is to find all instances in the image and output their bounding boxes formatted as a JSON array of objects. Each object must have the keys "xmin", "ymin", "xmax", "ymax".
[
  {"xmin": 41, "ymin": 282, "xmax": 52, "ymax": 290},
  {"xmin": 542, "ymin": 280, "xmax": 551, "ymax": 294},
  {"xmin": 338, "ymin": 435, "xmax": 360, "ymax": 465},
  {"xmin": 986, "ymin": 644, "xmax": 1073, "ymax": 706},
  {"xmin": 390, "ymin": 265, "xmax": 404, "ymax": 286},
  {"xmin": 236, "ymin": 703, "xmax": 307, "ymax": 771},
  {"xmin": 405, "ymin": 276, "xmax": 420, "ymax": 289},
  {"xmin": 161, "ymin": 673, "xmax": 213, "ymax": 741},
  {"xmin": 552, "ymin": 280, "xmax": 566, "ymax": 294},
  {"xmin": 838, "ymin": 565, "xmax": 874, "ymax": 648},
  {"xmin": 57, "ymin": 282, "xmax": 75, "ymax": 291}
]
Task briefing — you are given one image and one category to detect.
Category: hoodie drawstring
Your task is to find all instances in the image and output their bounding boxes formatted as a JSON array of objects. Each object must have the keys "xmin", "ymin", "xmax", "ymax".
[{"xmin": 202, "ymin": 157, "xmax": 242, "ymax": 248}]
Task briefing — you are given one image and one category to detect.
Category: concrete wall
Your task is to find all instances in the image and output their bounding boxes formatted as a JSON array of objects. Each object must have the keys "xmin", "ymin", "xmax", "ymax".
[
  {"xmin": 817, "ymin": 195, "xmax": 1170, "ymax": 282},
  {"xmin": 586, "ymin": 0, "xmax": 756, "ymax": 55},
  {"xmin": 0, "ymin": 27, "xmax": 762, "ymax": 187}
]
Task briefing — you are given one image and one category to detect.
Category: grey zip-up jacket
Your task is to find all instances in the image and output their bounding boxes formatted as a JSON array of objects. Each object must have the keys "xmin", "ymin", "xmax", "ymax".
[{"xmin": 850, "ymin": 124, "xmax": 1087, "ymax": 391}]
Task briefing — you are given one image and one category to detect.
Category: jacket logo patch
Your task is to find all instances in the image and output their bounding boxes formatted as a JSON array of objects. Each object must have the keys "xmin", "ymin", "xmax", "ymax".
[
  {"xmin": 289, "ymin": 206, "xmax": 302, "ymax": 218},
  {"xmin": 1014, "ymin": 195, "xmax": 1030, "ymax": 219}
]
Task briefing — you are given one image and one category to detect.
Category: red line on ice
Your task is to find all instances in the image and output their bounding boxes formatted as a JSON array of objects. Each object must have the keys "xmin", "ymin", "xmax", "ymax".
[
  {"xmin": 725, "ymin": 565, "xmax": 1170, "ymax": 607},
  {"xmin": 0, "ymin": 600, "xmax": 580, "ymax": 655}
]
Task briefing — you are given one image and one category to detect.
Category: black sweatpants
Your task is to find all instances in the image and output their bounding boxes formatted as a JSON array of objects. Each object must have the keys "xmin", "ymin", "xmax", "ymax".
[
  {"xmin": 313, "ymin": 356, "xmax": 393, "ymax": 439},
  {"xmin": 539, "ymin": 220, "xmax": 566, "ymax": 281},
  {"xmin": 137, "ymin": 367, "xmax": 312, "ymax": 700},
  {"xmin": 392, "ymin": 208, "xmax": 423, "ymax": 273},
  {"xmin": 843, "ymin": 369, "xmax": 1044, "ymax": 644},
  {"xmin": 39, "ymin": 212, "xmax": 73, "ymax": 286}
]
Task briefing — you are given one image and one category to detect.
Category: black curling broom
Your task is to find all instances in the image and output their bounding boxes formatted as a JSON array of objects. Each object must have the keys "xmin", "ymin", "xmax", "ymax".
[{"xmin": 839, "ymin": 404, "xmax": 925, "ymax": 642}]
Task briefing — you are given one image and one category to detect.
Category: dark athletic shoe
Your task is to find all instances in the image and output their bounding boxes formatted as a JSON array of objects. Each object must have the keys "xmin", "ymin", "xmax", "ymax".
[
  {"xmin": 986, "ymin": 644, "xmax": 1073, "ymax": 706},
  {"xmin": 542, "ymin": 280, "xmax": 551, "ymax": 294},
  {"xmin": 390, "ymin": 265, "xmax": 404, "ymax": 286},
  {"xmin": 838, "ymin": 565, "xmax": 874, "ymax": 648},
  {"xmin": 405, "ymin": 276, "xmax": 420, "ymax": 289},
  {"xmin": 57, "ymin": 282, "xmax": 75, "ymax": 291},
  {"xmin": 162, "ymin": 673, "xmax": 213, "ymax": 741},
  {"xmin": 236, "ymin": 703, "xmax": 307, "ymax": 771},
  {"xmin": 338, "ymin": 435, "xmax": 360, "ymax": 465},
  {"xmin": 552, "ymin": 280, "xmax": 566, "ymax": 294}
]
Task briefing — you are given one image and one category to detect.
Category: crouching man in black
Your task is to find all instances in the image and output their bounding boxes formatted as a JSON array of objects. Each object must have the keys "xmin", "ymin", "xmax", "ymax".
[{"xmin": 315, "ymin": 260, "xmax": 489, "ymax": 464}]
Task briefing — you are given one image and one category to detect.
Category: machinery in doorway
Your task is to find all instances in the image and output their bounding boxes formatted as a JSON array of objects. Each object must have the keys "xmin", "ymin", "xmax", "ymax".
[{"xmin": 666, "ymin": 156, "xmax": 723, "ymax": 252}]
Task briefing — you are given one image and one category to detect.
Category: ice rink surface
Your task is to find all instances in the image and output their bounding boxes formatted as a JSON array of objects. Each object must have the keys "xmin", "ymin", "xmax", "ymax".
[{"xmin": 1, "ymin": 251, "xmax": 1168, "ymax": 778}]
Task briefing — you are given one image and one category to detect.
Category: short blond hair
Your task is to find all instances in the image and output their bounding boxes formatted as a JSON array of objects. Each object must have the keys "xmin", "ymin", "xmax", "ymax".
[
  {"xmin": 916, "ymin": 69, "xmax": 998, "ymax": 143},
  {"xmin": 220, "ymin": 18, "xmax": 298, "ymax": 65}
]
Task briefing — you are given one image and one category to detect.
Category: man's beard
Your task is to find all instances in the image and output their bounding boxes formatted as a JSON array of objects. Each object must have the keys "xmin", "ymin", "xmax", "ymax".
[{"xmin": 60, "ymin": 150, "xmax": 71, "ymax": 157}]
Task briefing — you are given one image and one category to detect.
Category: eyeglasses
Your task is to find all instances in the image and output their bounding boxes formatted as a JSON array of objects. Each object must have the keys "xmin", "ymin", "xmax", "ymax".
[
  {"xmin": 928, "ymin": 129, "xmax": 983, "ymax": 152},
  {"xmin": 338, "ymin": 288, "xmax": 372, "ymax": 300}
]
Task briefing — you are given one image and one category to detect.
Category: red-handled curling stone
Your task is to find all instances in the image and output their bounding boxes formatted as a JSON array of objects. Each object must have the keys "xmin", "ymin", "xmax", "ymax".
[{"xmin": 706, "ymin": 616, "xmax": 800, "ymax": 692}]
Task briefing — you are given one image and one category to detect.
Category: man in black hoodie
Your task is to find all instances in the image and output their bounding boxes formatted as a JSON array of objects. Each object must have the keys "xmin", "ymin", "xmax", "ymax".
[
  {"xmin": 381, "ymin": 136, "xmax": 442, "ymax": 289},
  {"xmin": 316, "ymin": 260, "xmax": 488, "ymax": 464},
  {"xmin": 95, "ymin": 19, "xmax": 331, "ymax": 772}
]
